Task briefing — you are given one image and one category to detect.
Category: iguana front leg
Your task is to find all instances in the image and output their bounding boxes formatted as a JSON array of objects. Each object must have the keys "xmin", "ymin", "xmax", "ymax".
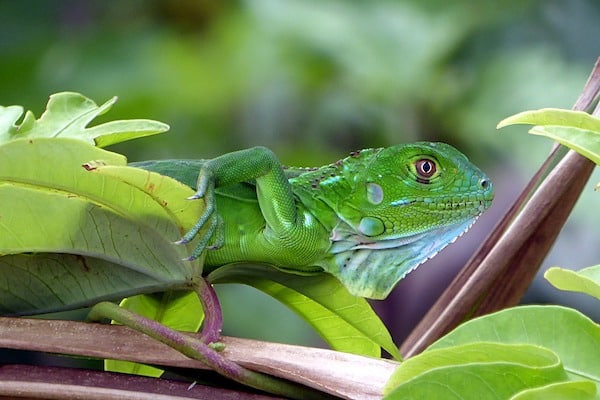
[{"xmin": 177, "ymin": 146, "xmax": 298, "ymax": 260}]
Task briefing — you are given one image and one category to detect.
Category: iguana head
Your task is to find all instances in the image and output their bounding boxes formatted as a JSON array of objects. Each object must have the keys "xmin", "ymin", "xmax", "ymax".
[{"xmin": 317, "ymin": 142, "xmax": 494, "ymax": 299}]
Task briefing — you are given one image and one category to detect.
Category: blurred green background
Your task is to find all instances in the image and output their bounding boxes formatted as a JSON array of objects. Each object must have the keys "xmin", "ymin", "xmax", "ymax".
[{"xmin": 1, "ymin": 0, "xmax": 599, "ymax": 353}]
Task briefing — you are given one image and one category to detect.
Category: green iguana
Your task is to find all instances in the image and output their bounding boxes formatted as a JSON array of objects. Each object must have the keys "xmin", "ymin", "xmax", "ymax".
[{"xmin": 132, "ymin": 142, "xmax": 493, "ymax": 299}]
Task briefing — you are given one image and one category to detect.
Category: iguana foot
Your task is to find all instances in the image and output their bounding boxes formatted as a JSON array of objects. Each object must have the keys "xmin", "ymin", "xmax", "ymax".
[{"xmin": 176, "ymin": 179, "xmax": 225, "ymax": 260}]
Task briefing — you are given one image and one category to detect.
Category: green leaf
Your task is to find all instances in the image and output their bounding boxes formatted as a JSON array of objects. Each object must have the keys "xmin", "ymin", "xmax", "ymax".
[
  {"xmin": 106, "ymin": 290, "xmax": 204, "ymax": 377},
  {"xmin": 529, "ymin": 125, "xmax": 600, "ymax": 165},
  {"xmin": 91, "ymin": 165, "xmax": 204, "ymax": 234},
  {"xmin": 384, "ymin": 343, "xmax": 567, "ymax": 399},
  {"xmin": 0, "ymin": 138, "xmax": 201, "ymax": 314},
  {"xmin": 496, "ymin": 108, "xmax": 600, "ymax": 165},
  {"xmin": 0, "ymin": 253, "xmax": 179, "ymax": 315},
  {"xmin": 208, "ymin": 264, "xmax": 401, "ymax": 359},
  {"xmin": 497, "ymin": 108, "xmax": 600, "ymax": 132},
  {"xmin": 510, "ymin": 381, "xmax": 598, "ymax": 400},
  {"xmin": 545, "ymin": 266, "xmax": 600, "ymax": 301},
  {"xmin": 429, "ymin": 306, "xmax": 600, "ymax": 386},
  {"xmin": 0, "ymin": 92, "xmax": 169, "ymax": 147}
]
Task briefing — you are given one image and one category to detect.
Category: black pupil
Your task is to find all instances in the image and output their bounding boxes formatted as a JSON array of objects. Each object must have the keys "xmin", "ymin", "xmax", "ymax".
[{"xmin": 417, "ymin": 159, "xmax": 435, "ymax": 177}]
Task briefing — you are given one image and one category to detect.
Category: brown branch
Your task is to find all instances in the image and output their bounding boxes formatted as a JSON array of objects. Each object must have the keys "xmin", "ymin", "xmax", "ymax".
[
  {"xmin": 0, "ymin": 364, "xmax": 280, "ymax": 400},
  {"xmin": 0, "ymin": 317, "xmax": 397, "ymax": 400}
]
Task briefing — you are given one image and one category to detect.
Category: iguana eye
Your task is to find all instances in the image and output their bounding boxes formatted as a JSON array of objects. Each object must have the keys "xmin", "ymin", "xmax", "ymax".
[{"xmin": 415, "ymin": 158, "xmax": 437, "ymax": 179}]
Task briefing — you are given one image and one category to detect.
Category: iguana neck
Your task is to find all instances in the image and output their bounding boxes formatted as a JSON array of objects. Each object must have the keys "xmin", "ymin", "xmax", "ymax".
[
  {"xmin": 322, "ymin": 216, "xmax": 477, "ymax": 299},
  {"xmin": 289, "ymin": 148, "xmax": 382, "ymax": 233}
]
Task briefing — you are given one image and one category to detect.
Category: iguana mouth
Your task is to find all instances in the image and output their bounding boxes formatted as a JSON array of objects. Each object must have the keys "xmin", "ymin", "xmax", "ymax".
[{"xmin": 391, "ymin": 196, "xmax": 491, "ymax": 210}]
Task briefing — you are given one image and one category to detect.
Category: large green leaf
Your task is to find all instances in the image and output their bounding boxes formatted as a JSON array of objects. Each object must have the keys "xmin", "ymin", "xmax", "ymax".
[
  {"xmin": 92, "ymin": 165, "xmax": 204, "ymax": 235},
  {"xmin": 429, "ymin": 306, "xmax": 600, "ymax": 386},
  {"xmin": 0, "ymin": 253, "xmax": 176, "ymax": 315},
  {"xmin": 208, "ymin": 264, "xmax": 401, "ymax": 359},
  {"xmin": 0, "ymin": 138, "xmax": 202, "ymax": 314},
  {"xmin": 545, "ymin": 266, "xmax": 600, "ymax": 301},
  {"xmin": 384, "ymin": 306, "xmax": 600, "ymax": 398},
  {"xmin": 384, "ymin": 343, "xmax": 569, "ymax": 399},
  {"xmin": 0, "ymin": 92, "xmax": 169, "ymax": 147}
]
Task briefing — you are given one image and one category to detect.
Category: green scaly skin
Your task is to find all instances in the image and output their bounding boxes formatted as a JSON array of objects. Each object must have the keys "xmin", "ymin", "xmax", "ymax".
[{"xmin": 132, "ymin": 142, "xmax": 494, "ymax": 299}]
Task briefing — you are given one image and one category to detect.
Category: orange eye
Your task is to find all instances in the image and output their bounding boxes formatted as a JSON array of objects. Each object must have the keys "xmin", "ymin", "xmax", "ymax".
[{"xmin": 415, "ymin": 159, "xmax": 437, "ymax": 179}]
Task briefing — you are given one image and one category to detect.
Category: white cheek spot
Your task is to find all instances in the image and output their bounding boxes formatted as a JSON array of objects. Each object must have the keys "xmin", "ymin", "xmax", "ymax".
[
  {"xmin": 366, "ymin": 182, "xmax": 384, "ymax": 205},
  {"xmin": 303, "ymin": 211, "xmax": 314, "ymax": 226}
]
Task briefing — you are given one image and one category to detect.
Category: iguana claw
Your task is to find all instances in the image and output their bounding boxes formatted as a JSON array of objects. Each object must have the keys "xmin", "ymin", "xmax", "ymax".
[{"xmin": 177, "ymin": 179, "xmax": 225, "ymax": 260}]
